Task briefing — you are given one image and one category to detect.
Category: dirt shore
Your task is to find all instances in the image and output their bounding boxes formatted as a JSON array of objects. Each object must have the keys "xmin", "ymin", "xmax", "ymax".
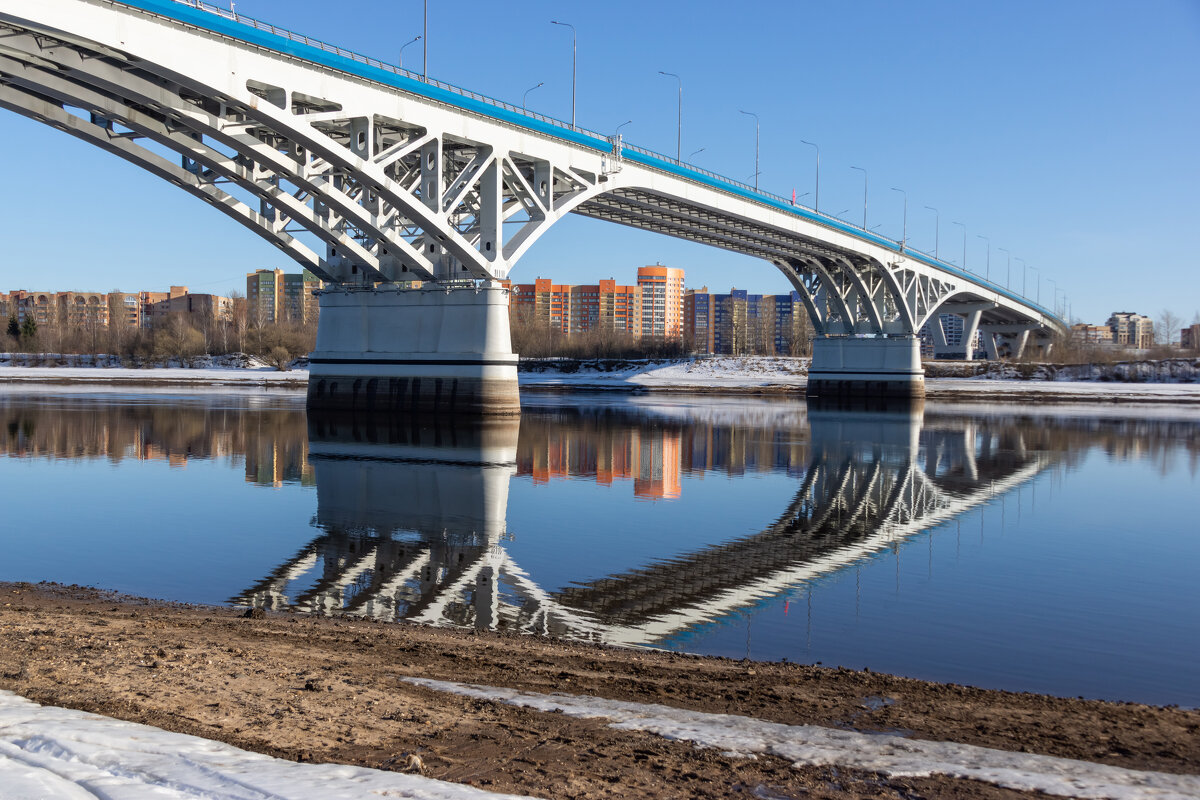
[{"xmin": 2, "ymin": 582, "xmax": 1197, "ymax": 799}]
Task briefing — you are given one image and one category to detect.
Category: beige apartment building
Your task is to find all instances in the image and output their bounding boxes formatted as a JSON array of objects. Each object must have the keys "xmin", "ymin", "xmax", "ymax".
[
  {"xmin": 1106, "ymin": 312, "xmax": 1154, "ymax": 349},
  {"xmin": 246, "ymin": 268, "xmax": 322, "ymax": 325}
]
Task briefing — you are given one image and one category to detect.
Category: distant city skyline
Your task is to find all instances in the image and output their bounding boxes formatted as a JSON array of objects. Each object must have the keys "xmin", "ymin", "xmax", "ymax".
[{"xmin": 0, "ymin": 0, "xmax": 1195, "ymax": 322}]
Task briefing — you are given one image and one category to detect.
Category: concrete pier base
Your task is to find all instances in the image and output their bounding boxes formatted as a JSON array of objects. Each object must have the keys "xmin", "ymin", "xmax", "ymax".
[
  {"xmin": 806, "ymin": 336, "xmax": 925, "ymax": 400},
  {"xmin": 307, "ymin": 284, "xmax": 520, "ymax": 416}
]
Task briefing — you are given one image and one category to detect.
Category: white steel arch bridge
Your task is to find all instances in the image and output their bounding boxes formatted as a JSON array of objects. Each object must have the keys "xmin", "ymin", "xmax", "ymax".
[{"xmin": 0, "ymin": 0, "xmax": 1067, "ymax": 410}]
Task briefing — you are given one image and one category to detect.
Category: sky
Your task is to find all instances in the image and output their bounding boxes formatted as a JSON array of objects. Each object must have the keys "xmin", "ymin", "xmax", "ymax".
[{"xmin": 0, "ymin": 0, "xmax": 1196, "ymax": 325}]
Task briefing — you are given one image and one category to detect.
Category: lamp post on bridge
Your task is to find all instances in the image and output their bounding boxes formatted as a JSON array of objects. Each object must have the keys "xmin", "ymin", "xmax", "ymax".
[
  {"xmin": 615, "ymin": 119, "xmax": 632, "ymax": 138},
  {"xmin": 522, "ymin": 81, "xmax": 544, "ymax": 110},
  {"xmin": 1015, "ymin": 257, "xmax": 1027, "ymax": 298},
  {"xmin": 422, "ymin": 0, "xmax": 428, "ymax": 81},
  {"xmin": 998, "ymin": 248, "xmax": 1010, "ymax": 290},
  {"xmin": 1047, "ymin": 278, "xmax": 1059, "ymax": 317},
  {"xmin": 1029, "ymin": 265, "xmax": 1040, "ymax": 305},
  {"xmin": 924, "ymin": 206, "xmax": 939, "ymax": 260},
  {"xmin": 399, "ymin": 35, "xmax": 422, "ymax": 69},
  {"xmin": 738, "ymin": 109, "xmax": 759, "ymax": 191},
  {"xmin": 550, "ymin": 20, "xmax": 577, "ymax": 127},
  {"xmin": 976, "ymin": 234, "xmax": 990, "ymax": 281},
  {"xmin": 800, "ymin": 139, "xmax": 819, "ymax": 212},
  {"xmin": 951, "ymin": 221, "xmax": 967, "ymax": 271},
  {"xmin": 658, "ymin": 71, "xmax": 682, "ymax": 161},
  {"xmin": 850, "ymin": 166, "xmax": 867, "ymax": 230},
  {"xmin": 890, "ymin": 188, "xmax": 907, "ymax": 250}
]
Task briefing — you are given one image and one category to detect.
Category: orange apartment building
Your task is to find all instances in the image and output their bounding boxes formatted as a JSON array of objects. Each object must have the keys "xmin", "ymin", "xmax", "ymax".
[
  {"xmin": 637, "ymin": 265, "xmax": 685, "ymax": 340},
  {"xmin": 510, "ymin": 278, "xmax": 572, "ymax": 333},
  {"xmin": 568, "ymin": 279, "xmax": 641, "ymax": 335}
]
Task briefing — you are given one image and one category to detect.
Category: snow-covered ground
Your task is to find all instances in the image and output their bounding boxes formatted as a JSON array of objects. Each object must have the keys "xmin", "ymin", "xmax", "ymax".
[
  {"xmin": 519, "ymin": 356, "xmax": 808, "ymax": 390},
  {"xmin": 0, "ymin": 365, "xmax": 307, "ymax": 387},
  {"xmin": 407, "ymin": 679, "xmax": 1200, "ymax": 800},
  {"xmin": 4, "ymin": 356, "xmax": 1200, "ymax": 403},
  {"xmin": 0, "ymin": 691, "xmax": 539, "ymax": 800}
]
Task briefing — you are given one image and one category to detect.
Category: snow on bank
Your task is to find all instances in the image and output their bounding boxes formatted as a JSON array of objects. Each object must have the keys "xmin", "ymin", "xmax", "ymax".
[
  {"xmin": 405, "ymin": 679, "xmax": 1200, "ymax": 800},
  {"xmin": 0, "ymin": 691, "xmax": 540, "ymax": 800},
  {"xmin": 519, "ymin": 356, "xmax": 808, "ymax": 390},
  {"xmin": 0, "ymin": 365, "xmax": 308, "ymax": 386}
]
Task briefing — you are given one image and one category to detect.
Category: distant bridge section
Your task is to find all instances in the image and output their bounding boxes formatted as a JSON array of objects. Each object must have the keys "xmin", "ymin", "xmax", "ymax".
[{"xmin": 0, "ymin": 0, "xmax": 1066, "ymax": 408}]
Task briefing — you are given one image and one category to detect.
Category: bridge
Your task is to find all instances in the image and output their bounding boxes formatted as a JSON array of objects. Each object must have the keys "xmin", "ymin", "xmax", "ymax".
[
  {"xmin": 232, "ymin": 406, "xmax": 1060, "ymax": 647},
  {"xmin": 0, "ymin": 0, "xmax": 1066, "ymax": 410}
]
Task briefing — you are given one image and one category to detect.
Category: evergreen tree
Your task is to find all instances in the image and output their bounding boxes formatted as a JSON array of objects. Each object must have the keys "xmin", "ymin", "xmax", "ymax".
[
  {"xmin": 5, "ymin": 316, "xmax": 18, "ymax": 340},
  {"xmin": 20, "ymin": 316, "xmax": 36, "ymax": 340}
]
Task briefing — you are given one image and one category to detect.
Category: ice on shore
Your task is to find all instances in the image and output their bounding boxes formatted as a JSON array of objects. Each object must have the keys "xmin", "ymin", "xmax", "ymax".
[
  {"xmin": 405, "ymin": 678, "xmax": 1200, "ymax": 800},
  {"xmin": 0, "ymin": 691, "xmax": 541, "ymax": 800}
]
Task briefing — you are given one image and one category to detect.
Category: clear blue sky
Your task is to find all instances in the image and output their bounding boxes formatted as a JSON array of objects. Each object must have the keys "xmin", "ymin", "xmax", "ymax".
[{"xmin": 0, "ymin": 0, "xmax": 1196, "ymax": 324}]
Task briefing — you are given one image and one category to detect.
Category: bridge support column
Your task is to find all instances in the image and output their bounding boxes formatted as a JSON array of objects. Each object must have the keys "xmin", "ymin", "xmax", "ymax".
[
  {"xmin": 307, "ymin": 284, "xmax": 520, "ymax": 416},
  {"xmin": 806, "ymin": 336, "xmax": 925, "ymax": 400}
]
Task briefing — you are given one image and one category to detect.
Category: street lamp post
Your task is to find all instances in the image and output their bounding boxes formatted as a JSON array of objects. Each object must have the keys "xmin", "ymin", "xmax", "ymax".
[
  {"xmin": 890, "ymin": 187, "xmax": 907, "ymax": 250},
  {"xmin": 399, "ymin": 35, "xmax": 422, "ymax": 69},
  {"xmin": 850, "ymin": 166, "xmax": 867, "ymax": 229},
  {"xmin": 924, "ymin": 206, "xmax": 939, "ymax": 260},
  {"xmin": 976, "ymin": 235, "xmax": 990, "ymax": 281},
  {"xmin": 550, "ymin": 21, "xmax": 576, "ymax": 127},
  {"xmin": 800, "ymin": 139, "xmax": 819, "ymax": 212},
  {"xmin": 1030, "ymin": 266, "xmax": 1040, "ymax": 304},
  {"xmin": 951, "ymin": 221, "xmax": 967, "ymax": 270},
  {"xmin": 998, "ymin": 248, "xmax": 1010, "ymax": 289},
  {"xmin": 738, "ymin": 110, "xmax": 759, "ymax": 190},
  {"xmin": 422, "ymin": 0, "xmax": 428, "ymax": 81},
  {"xmin": 658, "ymin": 71, "xmax": 682, "ymax": 161},
  {"xmin": 522, "ymin": 81, "xmax": 544, "ymax": 110},
  {"xmin": 1015, "ymin": 257, "xmax": 1027, "ymax": 297},
  {"xmin": 1047, "ymin": 278, "xmax": 1059, "ymax": 316},
  {"xmin": 615, "ymin": 119, "xmax": 632, "ymax": 137}
]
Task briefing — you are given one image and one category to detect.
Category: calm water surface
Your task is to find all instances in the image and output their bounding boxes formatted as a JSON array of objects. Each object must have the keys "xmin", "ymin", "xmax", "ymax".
[{"xmin": 2, "ymin": 387, "xmax": 1197, "ymax": 707}]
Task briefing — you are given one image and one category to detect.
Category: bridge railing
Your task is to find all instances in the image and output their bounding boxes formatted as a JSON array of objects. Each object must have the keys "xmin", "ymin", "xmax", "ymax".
[{"xmin": 156, "ymin": 0, "xmax": 1058, "ymax": 323}]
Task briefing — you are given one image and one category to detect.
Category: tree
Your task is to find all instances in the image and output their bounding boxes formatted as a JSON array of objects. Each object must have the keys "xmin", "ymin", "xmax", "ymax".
[
  {"xmin": 1156, "ymin": 309, "xmax": 1182, "ymax": 346},
  {"xmin": 6, "ymin": 316, "xmax": 18, "ymax": 340},
  {"xmin": 20, "ymin": 315, "xmax": 36, "ymax": 341}
]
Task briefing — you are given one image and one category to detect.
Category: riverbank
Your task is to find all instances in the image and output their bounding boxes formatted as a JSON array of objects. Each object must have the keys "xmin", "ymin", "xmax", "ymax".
[
  {"xmin": 2, "ymin": 582, "xmax": 1197, "ymax": 800},
  {"xmin": 4, "ymin": 357, "xmax": 1200, "ymax": 403}
]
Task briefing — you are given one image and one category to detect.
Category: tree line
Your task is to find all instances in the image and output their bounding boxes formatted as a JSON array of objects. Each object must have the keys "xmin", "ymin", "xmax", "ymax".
[{"xmin": 2, "ymin": 291, "xmax": 315, "ymax": 369}]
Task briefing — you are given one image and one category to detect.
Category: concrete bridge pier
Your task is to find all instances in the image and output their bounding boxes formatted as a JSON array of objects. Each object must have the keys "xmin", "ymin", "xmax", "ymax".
[
  {"xmin": 806, "ymin": 336, "xmax": 925, "ymax": 400},
  {"xmin": 307, "ymin": 284, "xmax": 520, "ymax": 416}
]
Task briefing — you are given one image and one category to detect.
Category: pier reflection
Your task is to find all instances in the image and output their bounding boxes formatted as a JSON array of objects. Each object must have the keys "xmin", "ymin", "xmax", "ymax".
[{"xmin": 231, "ymin": 401, "xmax": 1066, "ymax": 647}]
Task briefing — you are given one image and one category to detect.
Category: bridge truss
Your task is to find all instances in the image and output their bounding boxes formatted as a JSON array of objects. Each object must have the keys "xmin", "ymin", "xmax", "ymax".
[{"xmin": 0, "ymin": 0, "xmax": 1064, "ymax": 343}]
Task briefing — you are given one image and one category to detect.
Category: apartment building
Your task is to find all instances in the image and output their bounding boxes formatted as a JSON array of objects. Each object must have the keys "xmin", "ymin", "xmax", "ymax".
[
  {"xmin": 1181, "ymin": 324, "xmax": 1200, "ymax": 351},
  {"xmin": 509, "ymin": 278, "xmax": 572, "ymax": 334},
  {"xmin": 637, "ymin": 265, "xmax": 685, "ymax": 340},
  {"xmin": 246, "ymin": 268, "xmax": 322, "ymax": 325},
  {"xmin": 1106, "ymin": 312, "xmax": 1154, "ymax": 349},
  {"xmin": 684, "ymin": 288, "xmax": 714, "ymax": 353},
  {"xmin": 567, "ymin": 279, "xmax": 641, "ymax": 335},
  {"xmin": 1070, "ymin": 324, "xmax": 1115, "ymax": 346},
  {"xmin": 685, "ymin": 288, "xmax": 809, "ymax": 355}
]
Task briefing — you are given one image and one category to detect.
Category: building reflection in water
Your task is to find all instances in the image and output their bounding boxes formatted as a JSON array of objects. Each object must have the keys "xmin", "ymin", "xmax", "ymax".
[{"xmin": 230, "ymin": 400, "xmax": 1068, "ymax": 648}]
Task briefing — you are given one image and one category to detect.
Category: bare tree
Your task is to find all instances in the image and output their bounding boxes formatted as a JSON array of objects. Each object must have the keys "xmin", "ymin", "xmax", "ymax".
[{"xmin": 1157, "ymin": 309, "xmax": 1182, "ymax": 346}]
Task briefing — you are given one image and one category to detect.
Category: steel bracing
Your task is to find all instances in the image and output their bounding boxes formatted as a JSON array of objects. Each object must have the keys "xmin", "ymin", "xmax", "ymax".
[{"xmin": 0, "ymin": 0, "xmax": 1064, "ymax": 345}]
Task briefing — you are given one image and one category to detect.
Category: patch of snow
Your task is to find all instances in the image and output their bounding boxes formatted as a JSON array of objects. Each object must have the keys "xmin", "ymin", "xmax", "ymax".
[
  {"xmin": 403, "ymin": 679, "xmax": 1200, "ymax": 800},
  {"xmin": 0, "ymin": 691, "xmax": 541, "ymax": 800}
]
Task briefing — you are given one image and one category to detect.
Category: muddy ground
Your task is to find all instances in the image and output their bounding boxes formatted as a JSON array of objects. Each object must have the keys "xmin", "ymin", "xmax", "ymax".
[{"xmin": 1, "ymin": 582, "xmax": 1197, "ymax": 799}]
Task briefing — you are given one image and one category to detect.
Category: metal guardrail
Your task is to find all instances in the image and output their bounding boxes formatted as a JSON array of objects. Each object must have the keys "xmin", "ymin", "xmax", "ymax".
[{"xmin": 148, "ymin": 0, "xmax": 1057, "ymax": 322}]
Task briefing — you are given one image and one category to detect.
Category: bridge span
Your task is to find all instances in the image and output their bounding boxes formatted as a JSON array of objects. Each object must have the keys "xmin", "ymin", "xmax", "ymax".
[{"xmin": 0, "ymin": 0, "xmax": 1066, "ymax": 409}]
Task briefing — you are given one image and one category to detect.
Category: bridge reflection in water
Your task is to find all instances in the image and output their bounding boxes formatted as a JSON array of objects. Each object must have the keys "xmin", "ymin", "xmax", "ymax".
[{"xmin": 231, "ymin": 402, "xmax": 1058, "ymax": 648}]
